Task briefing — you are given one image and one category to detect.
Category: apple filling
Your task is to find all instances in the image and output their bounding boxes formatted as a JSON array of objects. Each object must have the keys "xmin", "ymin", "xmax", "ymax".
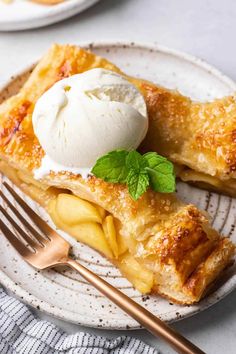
[
  {"xmin": 47, "ymin": 193, "xmax": 154, "ymax": 293},
  {"xmin": 0, "ymin": 160, "xmax": 154, "ymax": 294},
  {"xmin": 176, "ymin": 165, "xmax": 236, "ymax": 196}
]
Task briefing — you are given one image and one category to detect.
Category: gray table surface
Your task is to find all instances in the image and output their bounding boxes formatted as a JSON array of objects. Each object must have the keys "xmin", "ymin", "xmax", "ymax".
[{"xmin": 0, "ymin": 0, "xmax": 236, "ymax": 353}]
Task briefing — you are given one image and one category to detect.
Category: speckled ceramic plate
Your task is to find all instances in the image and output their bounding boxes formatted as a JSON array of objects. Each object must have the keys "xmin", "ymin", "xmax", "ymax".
[
  {"xmin": 0, "ymin": 0, "xmax": 100, "ymax": 31},
  {"xmin": 0, "ymin": 42, "xmax": 236, "ymax": 329}
]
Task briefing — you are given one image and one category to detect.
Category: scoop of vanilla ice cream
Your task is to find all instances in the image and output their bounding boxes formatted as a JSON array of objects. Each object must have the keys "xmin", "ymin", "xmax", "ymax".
[{"xmin": 32, "ymin": 68, "xmax": 148, "ymax": 178}]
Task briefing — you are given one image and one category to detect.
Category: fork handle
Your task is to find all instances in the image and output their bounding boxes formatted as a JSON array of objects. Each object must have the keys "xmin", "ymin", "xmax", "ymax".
[{"xmin": 64, "ymin": 258, "xmax": 205, "ymax": 354}]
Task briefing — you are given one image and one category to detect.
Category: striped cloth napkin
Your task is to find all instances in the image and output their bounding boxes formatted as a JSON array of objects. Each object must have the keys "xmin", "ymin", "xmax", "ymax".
[{"xmin": 0, "ymin": 287, "xmax": 158, "ymax": 354}]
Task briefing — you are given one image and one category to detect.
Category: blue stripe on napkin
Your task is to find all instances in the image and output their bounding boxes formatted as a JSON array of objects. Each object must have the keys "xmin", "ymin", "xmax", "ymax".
[{"xmin": 0, "ymin": 287, "xmax": 158, "ymax": 354}]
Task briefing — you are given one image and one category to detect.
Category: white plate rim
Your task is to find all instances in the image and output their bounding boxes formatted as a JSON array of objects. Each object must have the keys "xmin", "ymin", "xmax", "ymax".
[
  {"xmin": 0, "ymin": 40, "xmax": 235, "ymax": 330},
  {"xmin": 0, "ymin": 0, "xmax": 100, "ymax": 31}
]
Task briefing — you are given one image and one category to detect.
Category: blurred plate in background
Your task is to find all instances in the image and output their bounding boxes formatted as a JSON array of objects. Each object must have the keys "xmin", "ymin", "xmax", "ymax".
[{"xmin": 0, "ymin": 0, "xmax": 100, "ymax": 31}]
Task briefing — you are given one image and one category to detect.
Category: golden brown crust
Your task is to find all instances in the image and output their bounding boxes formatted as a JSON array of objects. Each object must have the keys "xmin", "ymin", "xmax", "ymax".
[
  {"xmin": 0, "ymin": 44, "xmax": 234, "ymax": 304},
  {"xmin": 0, "ymin": 44, "xmax": 122, "ymax": 172},
  {"xmin": 139, "ymin": 82, "xmax": 236, "ymax": 183},
  {"xmin": 150, "ymin": 239, "xmax": 235, "ymax": 305},
  {"xmin": 183, "ymin": 238, "xmax": 235, "ymax": 300}
]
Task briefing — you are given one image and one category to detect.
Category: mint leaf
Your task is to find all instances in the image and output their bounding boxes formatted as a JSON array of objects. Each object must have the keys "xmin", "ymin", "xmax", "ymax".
[
  {"xmin": 91, "ymin": 149, "xmax": 176, "ymax": 199},
  {"xmin": 143, "ymin": 152, "xmax": 175, "ymax": 193},
  {"xmin": 126, "ymin": 150, "xmax": 147, "ymax": 171},
  {"xmin": 126, "ymin": 169, "xmax": 149, "ymax": 200},
  {"xmin": 91, "ymin": 150, "xmax": 129, "ymax": 183}
]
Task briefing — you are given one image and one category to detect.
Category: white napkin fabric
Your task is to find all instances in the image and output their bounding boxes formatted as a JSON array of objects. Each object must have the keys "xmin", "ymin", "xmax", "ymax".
[{"xmin": 0, "ymin": 287, "xmax": 158, "ymax": 354}]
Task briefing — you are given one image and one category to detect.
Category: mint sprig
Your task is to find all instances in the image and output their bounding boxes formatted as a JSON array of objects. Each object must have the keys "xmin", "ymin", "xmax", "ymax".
[
  {"xmin": 127, "ymin": 169, "xmax": 149, "ymax": 200},
  {"xmin": 91, "ymin": 150, "xmax": 129, "ymax": 183},
  {"xmin": 91, "ymin": 149, "xmax": 176, "ymax": 200},
  {"xmin": 143, "ymin": 152, "xmax": 175, "ymax": 193}
]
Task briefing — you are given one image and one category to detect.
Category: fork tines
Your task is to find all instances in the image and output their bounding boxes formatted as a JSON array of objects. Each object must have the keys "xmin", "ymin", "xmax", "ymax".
[{"xmin": 0, "ymin": 181, "xmax": 48, "ymax": 254}]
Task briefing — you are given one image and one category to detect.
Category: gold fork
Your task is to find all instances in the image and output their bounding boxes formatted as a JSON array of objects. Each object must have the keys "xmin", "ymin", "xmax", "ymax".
[{"xmin": 0, "ymin": 181, "xmax": 205, "ymax": 354}]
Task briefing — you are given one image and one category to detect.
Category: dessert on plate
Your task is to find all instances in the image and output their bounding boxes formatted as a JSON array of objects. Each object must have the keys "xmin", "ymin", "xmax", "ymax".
[{"xmin": 0, "ymin": 44, "xmax": 234, "ymax": 305}]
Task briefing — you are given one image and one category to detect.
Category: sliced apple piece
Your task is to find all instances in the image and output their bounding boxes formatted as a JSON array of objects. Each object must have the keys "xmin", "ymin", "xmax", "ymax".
[
  {"xmin": 56, "ymin": 193, "xmax": 102, "ymax": 225},
  {"xmin": 118, "ymin": 253, "xmax": 154, "ymax": 294},
  {"xmin": 116, "ymin": 232, "xmax": 128, "ymax": 256},
  {"xmin": 94, "ymin": 204, "xmax": 106, "ymax": 220},
  {"xmin": 48, "ymin": 199, "xmax": 113, "ymax": 259},
  {"xmin": 112, "ymin": 219, "xmax": 128, "ymax": 256},
  {"xmin": 70, "ymin": 223, "xmax": 113, "ymax": 259},
  {"xmin": 103, "ymin": 216, "xmax": 119, "ymax": 259}
]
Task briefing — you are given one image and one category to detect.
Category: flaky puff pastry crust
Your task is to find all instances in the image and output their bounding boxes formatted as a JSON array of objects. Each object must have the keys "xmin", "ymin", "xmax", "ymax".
[
  {"xmin": 0, "ymin": 44, "xmax": 234, "ymax": 304},
  {"xmin": 139, "ymin": 83, "xmax": 236, "ymax": 196}
]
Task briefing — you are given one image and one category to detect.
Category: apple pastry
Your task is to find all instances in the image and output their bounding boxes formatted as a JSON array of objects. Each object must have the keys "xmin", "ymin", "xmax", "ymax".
[
  {"xmin": 139, "ymin": 85, "xmax": 236, "ymax": 197},
  {"xmin": 0, "ymin": 44, "xmax": 234, "ymax": 305}
]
